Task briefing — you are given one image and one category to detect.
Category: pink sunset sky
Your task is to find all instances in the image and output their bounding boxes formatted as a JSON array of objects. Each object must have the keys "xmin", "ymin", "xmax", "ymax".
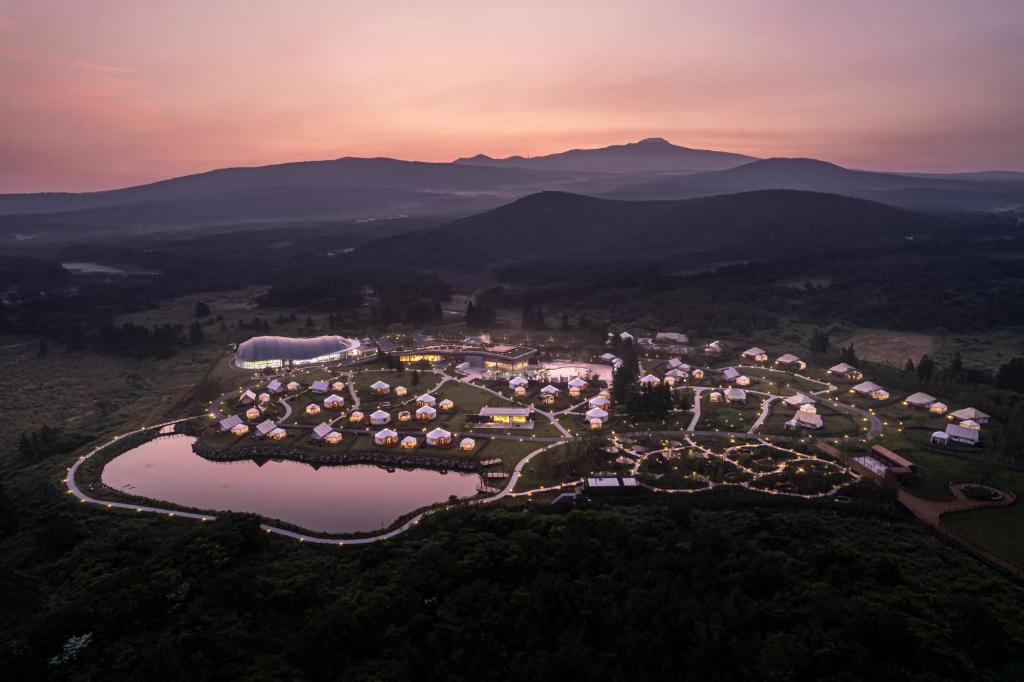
[{"xmin": 1, "ymin": 0, "xmax": 1022, "ymax": 192}]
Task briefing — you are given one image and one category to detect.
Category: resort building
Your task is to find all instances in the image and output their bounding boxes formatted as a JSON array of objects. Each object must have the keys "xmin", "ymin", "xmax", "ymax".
[
  {"xmin": 724, "ymin": 388, "xmax": 747, "ymax": 404},
  {"xmin": 508, "ymin": 377, "xmax": 529, "ymax": 391},
  {"xmin": 639, "ymin": 374, "xmax": 661, "ymax": 388},
  {"xmin": 949, "ymin": 407, "xmax": 990, "ymax": 424},
  {"xmin": 904, "ymin": 392, "xmax": 937, "ymax": 408},
  {"xmin": 852, "ymin": 381, "xmax": 890, "ymax": 400},
  {"xmin": 783, "ymin": 393, "xmax": 815, "ymax": 408},
  {"xmin": 235, "ymin": 335, "xmax": 362, "ymax": 370},
  {"xmin": 540, "ymin": 385, "xmax": 560, "ymax": 397},
  {"xmin": 459, "ymin": 437, "xmax": 476, "ymax": 451},
  {"xmin": 266, "ymin": 379, "xmax": 284, "ymax": 395},
  {"xmin": 374, "ymin": 428, "xmax": 398, "ymax": 446},
  {"xmin": 324, "ymin": 431, "xmax": 343, "ymax": 445},
  {"xmin": 348, "ymin": 410, "xmax": 365, "ymax": 423},
  {"xmin": 238, "ymin": 389, "xmax": 257, "ymax": 405},
  {"xmin": 475, "ymin": 406, "xmax": 533, "ymax": 426},
  {"xmin": 310, "ymin": 422, "xmax": 334, "ymax": 442},
  {"xmin": 439, "ymin": 398, "xmax": 454, "ymax": 411},
  {"xmin": 741, "ymin": 347, "xmax": 768, "ymax": 363},
  {"xmin": 370, "ymin": 409, "xmax": 391, "ymax": 425},
  {"xmin": 785, "ymin": 411, "xmax": 823, "ymax": 430},
  {"xmin": 416, "ymin": 393, "xmax": 437, "ymax": 407},
  {"xmin": 774, "ymin": 353, "xmax": 806, "ymax": 370},
  {"xmin": 394, "ymin": 386, "xmax": 408, "ymax": 397},
  {"xmin": 656, "ymin": 332, "xmax": 689, "ymax": 345},
  {"xmin": 305, "ymin": 403, "xmax": 321, "ymax": 416},
  {"xmin": 933, "ymin": 423, "xmax": 980, "ymax": 446},
  {"xmin": 370, "ymin": 380, "xmax": 390, "ymax": 394},
  {"xmin": 383, "ymin": 339, "xmax": 537, "ymax": 373},
  {"xmin": 323, "ymin": 394, "xmax": 345, "ymax": 409},
  {"xmin": 400, "ymin": 436, "xmax": 417, "ymax": 449},
  {"xmin": 705, "ymin": 340, "xmax": 723, "ymax": 355},
  {"xmin": 960, "ymin": 419, "xmax": 981, "ymax": 431},
  {"xmin": 311, "ymin": 379, "xmax": 329, "ymax": 394},
  {"xmin": 586, "ymin": 407, "xmax": 609, "ymax": 428},
  {"xmin": 828, "ymin": 363, "xmax": 863, "ymax": 380},
  {"xmin": 664, "ymin": 369, "xmax": 686, "ymax": 386},
  {"xmin": 426, "ymin": 428, "xmax": 452, "ymax": 447},
  {"xmin": 722, "ymin": 367, "xmax": 741, "ymax": 382},
  {"xmin": 218, "ymin": 415, "xmax": 243, "ymax": 432},
  {"xmin": 416, "ymin": 405, "xmax": 437, "ymax": 421},
  {"xmin": 255, "ymin": 420, "xmax": 286, "ymax": 440},
  {"xmin": 245, "ymin": 407, "xmax": 262, "ymax": 421}
]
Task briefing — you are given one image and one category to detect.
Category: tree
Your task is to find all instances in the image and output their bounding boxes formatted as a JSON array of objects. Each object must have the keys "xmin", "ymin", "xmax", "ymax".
[
  {"xmin": 305, "ymin": 317, "xmax": 314, "ymax": 329},
  {"xmin": 903, "ymin": 358, "xmax": 915, "ymax": 374},
  {"xmin": 950, "ymin": 351, "xmax": 964, "ymax": 383},
  {"xmin": 189, "ymin": 321, "xmax": 205, "ymax": 345},
  {"xmin": 194, "ymin": 301, "xmax": 211, "ymax": 318},
  {"xmin": 808, "ymin": 329, "xmax": 831, "ymax": 354},
  {"xmin": 917, "ymin": 354, "xmax": 936, "ymax": 382},
  {"xmin": 996, "ymin": 357, "xmax": 1024, "ymax": 393},
  {"xmin": 839, "ymin": 343, "xmax": 858, "ymax": 365}
]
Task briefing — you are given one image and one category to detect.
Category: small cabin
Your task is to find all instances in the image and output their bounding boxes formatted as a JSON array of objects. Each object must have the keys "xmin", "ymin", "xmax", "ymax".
[
  {"xmin": 305, "ymin": 403, "xmax": 321, "ymax": 416},
  {"xmin": 459, "ymin": 437, "xmax": 476, "ymax": 451},
  {"xmin": 426, "ymin": 428, "xmax": 452, "ymax": 447},
  {"xmin": 416, "ymin": 405, "xmax": 437, "ymax": 421},
  {"xmin": 374, "ymin": 428, "xmax": 398, "ymax": 446},
  {"xmin": 370, "ymin": 380, "xmax": 390, "ymax": 394},
  {"xmin": 370, "ymin": 409, "xmax": 391, "ymax": 425},
  {"xmin": 439, "ymin": 398, "xmax": 455, "ymax": 411}
]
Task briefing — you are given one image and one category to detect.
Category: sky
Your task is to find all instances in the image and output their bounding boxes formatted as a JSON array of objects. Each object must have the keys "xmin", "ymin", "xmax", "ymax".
[{"xmin": 1, "ymin": 0, "xmax": 1022, "ymax": 192}]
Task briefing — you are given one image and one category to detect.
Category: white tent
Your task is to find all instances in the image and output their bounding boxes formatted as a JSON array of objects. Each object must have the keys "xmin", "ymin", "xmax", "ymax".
[
  {"xmin": 323, "ymin": 394, "xmax": 345, "ymax": 408},
  {"xmin": 238, "ymin": 390, "xmax": 257, "ymax": 405},
  {"xmin": 904, "ymin": 392, "xmax": 937, "ymax": 408},
  {"xmin": 426, "ymin": 428, "xmax": 452, "ymax": 446},
  {"xmin": 266, "ymin": 379, "xmax": 284, "ymax": 394},
  {"xmin": 459, "ymin": 437, "xmax": 476, "ymax": 451},
  {"xmin": 370, "ymin": 409, "xmax": 391, "ymax": 425},
  {"xmin": 416, "ymin": 393, "xmax": 437, "ymax": 406},
  {"xmin": 585, "ymin": 407, "xmax": 609, "ymax": 424},
  {"xmin": 374, "ymin": 428, "xmax": 398, "ymax": 446},
  {"xmin": 540, "ymin": 385, "xmax": 560, "ymax": 396},
  {"xmin": 311, "ymin": 379, "xmax": 330, "ymax": 394},
  {"xmin": 255, "ymin": 419, "xmax": 278, "ymax": 437},
  {"xmin": 783, "ymin": 393, "xmax": 815, "ymax": 407},
  {"xmin": 219, "ymin": 415, "xmax": 243, "ymax": 432},
  {"xmin": 589, "ymin": 396, "xmax": 610, "ymax": 409},
  {"xmin": 370, "ymin": 380, "xmax": 390, "ymax": 393},
  {"xmin": 724, "ymin": 388, "xmax": 747, "ymax": 403},
  {"xmin": 567, "ymin": 377, "xmax": 588, "ymax": 389},
  {"xmin": 508, "ymin": 377, "xmax": 528, "ymax": 389},
  {"xmin": 400, "ymin": 436, "xmax": 418, "ymax": 449},
  {"xmin": 639, "ymin": 374, "xmax": 661, "ymax": 387},
  {"xmin": 949, "ymin": 407, "xmax": 990, "ymax": 424},
  {"xmin": 416, "ymin": 405, "xmax": 437, "ymax": 420},
  {"xmin": 311, "ymin": 422, "xmax": 334, "ymax": 441}
]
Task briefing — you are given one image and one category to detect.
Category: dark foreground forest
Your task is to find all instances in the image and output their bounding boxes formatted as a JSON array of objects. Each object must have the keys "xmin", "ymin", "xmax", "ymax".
[{"xmin": 2, "ymin": 501, "xmax": 1023, "ymax": 681}]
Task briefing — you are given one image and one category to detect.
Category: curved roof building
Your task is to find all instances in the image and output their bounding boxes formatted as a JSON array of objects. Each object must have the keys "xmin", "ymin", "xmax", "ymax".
[{"xmin": 235, "ymin": 335, "xmax": 361, "ymax": 369}]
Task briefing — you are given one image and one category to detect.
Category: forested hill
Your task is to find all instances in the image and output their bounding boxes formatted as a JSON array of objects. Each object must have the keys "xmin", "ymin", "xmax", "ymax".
[{"xmin": 359, "ymin": 189, "xmax": 939, "ymax": 270}]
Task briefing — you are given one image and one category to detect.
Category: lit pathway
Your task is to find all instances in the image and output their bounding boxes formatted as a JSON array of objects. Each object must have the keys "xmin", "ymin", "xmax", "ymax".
[{"xmin": 748, "ymin": 396, "xmax": 780, "ymax": 434}]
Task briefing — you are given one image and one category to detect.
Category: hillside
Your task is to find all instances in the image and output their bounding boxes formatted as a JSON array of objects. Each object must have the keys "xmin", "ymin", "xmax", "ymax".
[
  {"xmin": 454, "ymin": 137, "xmax": 756, "ymax": 173},
  {"xmin": 606, "ymin": 158, "xmax": 1024, "ymax": 212},
  {"xmin": 358, "ymin": 189, "xmax": 935, "ymax": 270}
]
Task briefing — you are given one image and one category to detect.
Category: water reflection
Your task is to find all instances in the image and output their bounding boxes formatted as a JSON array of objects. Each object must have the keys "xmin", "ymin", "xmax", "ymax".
[{"xmin": 102, "ymin": 435, "xmax": 481, "ymax": 533}]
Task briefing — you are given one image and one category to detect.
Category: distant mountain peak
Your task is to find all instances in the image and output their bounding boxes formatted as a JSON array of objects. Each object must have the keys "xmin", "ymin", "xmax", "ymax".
[{"xmin": 634, "ymin": 137, "xmax": 672, "ymax": 146}]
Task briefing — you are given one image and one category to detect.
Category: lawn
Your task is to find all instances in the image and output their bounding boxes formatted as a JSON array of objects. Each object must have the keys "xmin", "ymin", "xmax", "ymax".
[{"xmin": 944, "ymin": 468, "xmax": 1024, "ymax": 566}]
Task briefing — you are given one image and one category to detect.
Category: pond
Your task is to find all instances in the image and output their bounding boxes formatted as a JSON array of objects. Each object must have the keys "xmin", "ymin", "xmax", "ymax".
[{"xmin": 101, "ymin": 435, "xmax": 481, "ymax": 534}]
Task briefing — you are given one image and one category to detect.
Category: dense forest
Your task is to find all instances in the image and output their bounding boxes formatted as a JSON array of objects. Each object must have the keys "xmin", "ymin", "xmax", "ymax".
[{"xmin": 1, "ymin": 501, "xmax": 1022, "ymax": 680}]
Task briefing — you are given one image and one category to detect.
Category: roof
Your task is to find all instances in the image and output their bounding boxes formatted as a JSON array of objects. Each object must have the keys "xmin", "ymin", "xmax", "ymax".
[
  {"xmin": 568, "ymin": 377, "xmax": 588, "ymax": 388},
  {"xmin": 266, "ymin": 379, "xmax": 283, "ymax": 391},
  {"xmin": 401, "ymin": 436, "xmax": 417, "ymax": 444},
  {"xmin": 416, "ymin": 405, "xmax": 436, "ymax": 414},
  {"xmin": 312, "ymin": 423, "xmax": 333, "ymax": 439},
  {"xmin": 586, "ymin": 407, "xmax": 609, "ymax": 419},
  {"xmin": 722, "ymin": 367, "xmax": 740, "ymax": 380},
  {"xmin": 480, "ymin": 406, "xmax": 533, "ymax": 417},
  {"xmin": 540, "ymin": 385, "xmax": 559, "ymax": 394},
  {"xmin": 852, "ymin": 381, "xmax": 883, "ymax": 393},
  {"xmin": 905, "ymin": 392, "xmax": 936, "ymax": 406},
  {"xmin": 460, "ymin": 437, "xmax": 475, "ymax": 446},
  {"xmin": 426, "ymin": 427, "xmax": 451, "ymax": 439},
  {"xmin": 589, "ymin": 396, "xmax": 610, "ymax": 407},
  {"xmin": 324, "ymin": 393, "xmax": 345, "ymax": 403},
  {"xmin": 742, "ymin": 346, "xmax": 766, "ymax": 356},
  {"xmin": 639, "ymin": 374, "xmax": 660, "ymax": 384},
  {"xmin": 370, "ymin": 409, "xmax": 390, "ymax": 419},
  {"xmin": 236, "ymin": 335, "xmax": 359, "ymax": 362},
  {"xmin": 871, "ymin": 445, "xmax": 914, "ymax": 469},
  {"xmin": 255, "ymin": 419, "xmax": 277, "ymax": 435},
  {"xmin": 375, "ymin": 428, "xmax": 398, "ymax": 438},
  {"xmin": 945, "ymin": 423, "xmax": 980, "ymax": 442},
  {"xmin": 599, "ymin": 353, "xmax": 618, "ymax": 361},
  {"xmin": 219, "ymin": 415, "xmax": 243, "ymax": 430},
  {"xmin": 508, "ymin": 377, "xmax": 529, "ymax": 387},
  {"xmin": 783, "ymin": 393, "xmax": 815, "ymax": 407},
  {"xmin": 950, "ymin": 407, "xmax": 990, "ymax": 421},
  {"xmin": 794, "ymin": 411, "xmax": 823, "ymax": 428},
  {"xmin": 311, "ymin": 380, "xmax": 329, "ymax": 392},
  {"xmin": 370, "ymin": 380, "xmax": 390, "ymax": 389},
  {"xmin": 776, "ymin": 353, "xmax": 801, "ymax": 364},
  {"xmin": 417, "ymin": 393, "xmax": 436, "ymax": 403},
  {"xmin": 656, "ymin": 332, "xmax": 688, "ymax": 343},
  {"xmin": 724, "ymin": 388, "xmax": 746, "ymax": 400},
  {"xmin": 829, "ymin": 363, "xmax": 858, "ymax": 373}
]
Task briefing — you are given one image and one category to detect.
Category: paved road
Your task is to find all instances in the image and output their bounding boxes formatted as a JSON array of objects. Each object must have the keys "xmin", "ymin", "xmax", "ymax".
[{"xmin": 748, "ymin": 396, "xmax": 780, "ymax": 434}]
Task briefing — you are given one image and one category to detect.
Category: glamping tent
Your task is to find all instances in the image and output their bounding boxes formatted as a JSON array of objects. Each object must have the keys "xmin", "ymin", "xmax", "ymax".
[
  {"xmin": 369, "ymin": 409, "xmax": 391, "ymax": 425},
  {"xmin": 373, "ymin": 428, "xmax": 398, "ymax": 446},
  {"xmin": 416, "ymin": 405, "xmax": 437, "ymax": 421},
  {"xmin": 425, "ymin": 428, "xmax": 452, "ymax": 446}
]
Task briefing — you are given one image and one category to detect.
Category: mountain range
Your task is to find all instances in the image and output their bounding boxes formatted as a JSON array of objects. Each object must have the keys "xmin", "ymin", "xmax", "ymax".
[{"xmin": 0, "ymin": 139, "xmax": 1020, "ymax": 245}]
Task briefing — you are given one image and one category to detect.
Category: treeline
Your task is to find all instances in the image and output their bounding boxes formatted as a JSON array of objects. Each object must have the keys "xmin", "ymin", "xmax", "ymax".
[{"xmin": 56, "ymin": 321, "xmax": 197, "ymax": 359}]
